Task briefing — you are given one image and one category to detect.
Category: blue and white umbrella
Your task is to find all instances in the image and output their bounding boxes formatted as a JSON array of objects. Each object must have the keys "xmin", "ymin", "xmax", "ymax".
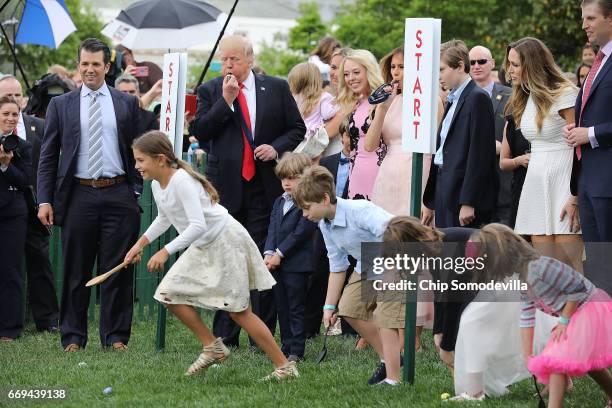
[{"xmin": 15, "ymin": 0, "xmax": 76, "ymax": 49}]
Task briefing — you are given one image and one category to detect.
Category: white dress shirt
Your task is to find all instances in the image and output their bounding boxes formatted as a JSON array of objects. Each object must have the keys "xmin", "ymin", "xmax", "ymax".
[{"xmin": 75, "ymin": 83, "xmax": 124, "ymax": 179}]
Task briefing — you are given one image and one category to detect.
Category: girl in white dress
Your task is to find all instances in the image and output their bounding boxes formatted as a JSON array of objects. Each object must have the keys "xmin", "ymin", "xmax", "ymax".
[
  {"xmin": 125, "ymin": 131, "xmax": 298, "ymax": 381},
  {"xmin": 507, "ymin": 37, "xmax": 583, "ymax": 272}
]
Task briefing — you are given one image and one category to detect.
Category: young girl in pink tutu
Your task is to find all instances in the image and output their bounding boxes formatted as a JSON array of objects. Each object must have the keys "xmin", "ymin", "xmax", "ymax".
[{"xmin": 473, "ymin": 223, "xmax": 612, "ymax": 408}]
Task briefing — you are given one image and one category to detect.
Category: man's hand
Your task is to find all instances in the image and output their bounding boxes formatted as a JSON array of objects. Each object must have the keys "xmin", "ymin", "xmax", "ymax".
[
  {"xmin": 254, "ymin": 144, "xmax": 278, "ymax": 161},
  {"xmin": 38, "ymin": 204, "xmax": 54, "ymax": 226},
  {"xmin": 267, "ymin": 253, "xmax": 281, "ymax": 270},
  {"xmin": 147, "ymin": 248, "xmax": 169, "ymax": 273},
  {"xmin": 564, "ymin": 125, "xmax": 589, "ymax": 147},
  {"xmin": 222, "ymin": 74, "xmax": 240, "ymax": 107},
  {"xmin": 459, "ymin": 205, "xmax": 475, "ymax": 226}
]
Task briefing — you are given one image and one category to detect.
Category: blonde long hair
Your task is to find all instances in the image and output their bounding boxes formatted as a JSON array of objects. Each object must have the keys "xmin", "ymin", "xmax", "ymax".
[
  {"xmin": 288, "ymin": 62, "xmax": 323, "ymax": 118},
  {"xmin": 503, "ymin": 37, "xmax": 577, "ymax": 132},
  {"xmin": 336, "ymin": 49, "xmax": 383, "ymax": 113},
  {"xmin": 132, "ymin": 131, "xmax": 220, "ymax": 203}
]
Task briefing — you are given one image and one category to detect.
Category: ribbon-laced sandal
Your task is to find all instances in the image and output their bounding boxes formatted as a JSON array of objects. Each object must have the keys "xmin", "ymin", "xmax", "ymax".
[{"xmin": 185, "ymin": 338, "xmax": 230, "ymax": 376}]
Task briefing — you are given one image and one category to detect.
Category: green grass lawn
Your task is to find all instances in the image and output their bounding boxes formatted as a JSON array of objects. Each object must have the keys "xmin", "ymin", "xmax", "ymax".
[{"xmin": 0, "ymin": 311, "xmax": 606, "ymax": 408}]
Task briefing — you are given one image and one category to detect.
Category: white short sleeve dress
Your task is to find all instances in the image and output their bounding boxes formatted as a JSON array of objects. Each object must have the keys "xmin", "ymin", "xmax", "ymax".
[{"xmin": 514, "ymin": 86, "xmax": 580, "ymax": 235}]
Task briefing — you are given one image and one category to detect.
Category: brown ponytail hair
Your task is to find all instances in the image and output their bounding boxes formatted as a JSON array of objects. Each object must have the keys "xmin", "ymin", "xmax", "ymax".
[{"xmin": 132, "ymin": 131, "xmax": 219, "ymax": 203}]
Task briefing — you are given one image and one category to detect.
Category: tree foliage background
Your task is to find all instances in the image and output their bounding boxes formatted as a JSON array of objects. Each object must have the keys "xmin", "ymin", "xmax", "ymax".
[
  {"xmin": 333, "ymin": 0, "xmax": 584, "ymax": 70},
  {"xmin": 260, "ymin": 0, "xmax": 585, "ymax": 75}
]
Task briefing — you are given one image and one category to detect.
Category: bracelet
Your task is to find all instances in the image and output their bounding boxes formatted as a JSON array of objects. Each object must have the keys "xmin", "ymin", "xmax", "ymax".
[
  {"xmin": 559, "ymin": 316, "xmax": 570, "ymax": 325},
  {"xmin": 323, "ymin": 304, "xmax": 337, "ymax": 311},
  {"xmin": 512, "ymin": 158, "xmax": 518, "ymax": 168}
]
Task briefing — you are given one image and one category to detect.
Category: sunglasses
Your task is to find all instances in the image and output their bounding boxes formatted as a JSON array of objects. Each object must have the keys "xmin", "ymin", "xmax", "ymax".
[{"xmin": 470, "ymin": 59, "xmax": 489, "ymax": 66}]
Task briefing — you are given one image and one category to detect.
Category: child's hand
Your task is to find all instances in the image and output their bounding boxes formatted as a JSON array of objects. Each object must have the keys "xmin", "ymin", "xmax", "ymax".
[
  {"xmin": 323, "ymin": 309, "xmax": 337, "ymax": 329},
  {"xmin": 552, "ymin": 323, "xmax": 568, "ymax": 342},
  {"xmin": 125, "ymin": 243, "xmax": 143, "ymax": 264},
  {"xmin": 147, "ymin": 248, "xmax": 169, "ymax": 273},
  {"xmin": 268, "ymin": 253, "xmax": 281, "ymax": 270}
]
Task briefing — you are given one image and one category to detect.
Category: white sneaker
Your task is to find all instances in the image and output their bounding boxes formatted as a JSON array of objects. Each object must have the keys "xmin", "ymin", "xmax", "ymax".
[{"xmin": 445, "ymin": 392, "xmax": 485, "ymax": 402}]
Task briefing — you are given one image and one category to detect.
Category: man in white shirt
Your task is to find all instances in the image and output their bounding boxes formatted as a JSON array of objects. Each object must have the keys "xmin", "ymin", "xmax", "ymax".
[{"xmin": 189, "ymin": 35, "xmax": 305, "ymax": 347}]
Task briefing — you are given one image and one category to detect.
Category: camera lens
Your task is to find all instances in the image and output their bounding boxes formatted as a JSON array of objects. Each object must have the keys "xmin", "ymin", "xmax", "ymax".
[{"xmin": 1, "ymin": 134, "xmax": 19, "ymax": 153}]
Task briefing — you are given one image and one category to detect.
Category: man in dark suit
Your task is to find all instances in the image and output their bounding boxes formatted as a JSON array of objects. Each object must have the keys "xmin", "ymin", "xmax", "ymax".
[
  {"xmin": 189, "ymin": 35, "xmax": 305, "ymax": 346},
  {"xmin": 0, "ymin": 75, "xmax": 59, "ymax": 332},
  {"xmin": 38, "ymin": 38, "xmax": 142, "ymax": 351},
  {"xmin": 423, "ymin": 40, "xmax": 497, "ymax": 228},
  {"xmin": 115, "ymin": 74, "xmax": 158, "ymax": 136},
  {"xmin": 565, "ymin": 0, "xmax": 612, "ymax": 294},
  {"xmin": 469, "ymin": 46, "xmax": 513, "ymax": 226}
]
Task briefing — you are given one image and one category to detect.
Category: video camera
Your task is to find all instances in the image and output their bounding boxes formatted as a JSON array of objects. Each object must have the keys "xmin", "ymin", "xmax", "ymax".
[{"xmin": 24, "ymin": 73, "xmax": 71, "ymax": 118}]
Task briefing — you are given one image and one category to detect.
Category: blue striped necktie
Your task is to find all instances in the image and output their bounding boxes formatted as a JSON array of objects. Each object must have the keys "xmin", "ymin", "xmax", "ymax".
[{"xmin": 88, "ymin": 91, "xmax": 103, "ymax": 179}]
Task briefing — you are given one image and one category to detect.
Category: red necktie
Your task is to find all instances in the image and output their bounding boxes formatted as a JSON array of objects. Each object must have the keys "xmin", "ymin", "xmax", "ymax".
[
  {"xmin": 237, "ymin": 83, "xmax": 255, "ymax": 181},
  {"xmin": 577, "ymin": 50, "xmax": 605, "ymax": 160}
]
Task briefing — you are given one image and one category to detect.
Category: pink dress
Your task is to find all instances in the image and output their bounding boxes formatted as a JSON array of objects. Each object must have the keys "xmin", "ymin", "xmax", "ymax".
[
  {"xmin": 347, "ymin": 99, "xmax": 386, "ymax": 200},
  {"xmin": 371, "ymin": 97, "xmax": 432, "ymax": 215},
  {"xmin": 371, "ymin": 97, "xmax": 434, "ymax": 327}
]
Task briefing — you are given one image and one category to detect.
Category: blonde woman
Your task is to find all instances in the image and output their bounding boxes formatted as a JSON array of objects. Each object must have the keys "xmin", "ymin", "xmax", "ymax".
[
  {"xmin": 336, "ymin": 49, "xmax": 385, "ymax": 200},
  {"xmin": 507, "ymin": 37, "xmax": 583, "ymax": 272}
]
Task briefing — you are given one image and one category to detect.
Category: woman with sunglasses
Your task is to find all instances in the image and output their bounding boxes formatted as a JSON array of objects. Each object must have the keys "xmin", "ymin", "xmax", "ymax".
[{"xmin": 0, "ymin": 96, "xmax": 33, "ymax": 341}]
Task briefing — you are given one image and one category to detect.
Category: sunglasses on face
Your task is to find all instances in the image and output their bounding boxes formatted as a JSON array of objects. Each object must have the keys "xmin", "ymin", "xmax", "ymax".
[{"xmin": 470, "ymin": 59, "xmax": 489, "ymax": 66}]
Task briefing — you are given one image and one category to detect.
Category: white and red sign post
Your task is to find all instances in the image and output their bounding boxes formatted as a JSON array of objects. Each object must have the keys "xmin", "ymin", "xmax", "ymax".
[
  {"xmin": 160, "ymin": 52, "xmax": 188, "ymax": 158},
  {"xmin": 402, "ymin": 18, "xmax": 441, "ymax": 385}
]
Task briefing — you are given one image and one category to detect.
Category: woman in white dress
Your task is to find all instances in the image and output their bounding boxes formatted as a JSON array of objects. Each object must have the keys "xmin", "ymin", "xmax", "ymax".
[{"xmin": 507, "ymin": 37, "xmax": 583, "ymax": 272}]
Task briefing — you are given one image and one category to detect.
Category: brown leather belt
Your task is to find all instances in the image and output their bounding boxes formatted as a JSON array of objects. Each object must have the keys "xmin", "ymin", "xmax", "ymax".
[{"xmin": 76, "ymin": 175, "xmax": 126, "ymax": 188}]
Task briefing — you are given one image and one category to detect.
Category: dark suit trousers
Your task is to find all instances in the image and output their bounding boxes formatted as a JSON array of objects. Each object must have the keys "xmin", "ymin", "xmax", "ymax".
[
  {"xmin": 271, "ymin": 269, "xmax": 309, "ymax": 357},
  {"xmin": 59, "ymin": 182, "xmax": 140, "ymax": 348},
  {"xmin": 434, "ymin": 172, "xmax": 492, "ymax": 228},
  {"xmin": 579, "ymin": 193, "xmax": 612, "ymax": 295},
  {"xmin": 213, "ymin": 175, "xmax": 276, "ymax": 346},
  {"xmin": 25, "ymin": 219, "xmax": 59, "ymax": 330},
  {"xmin": 0, "ymin": 210, "xmax": 28, "ymax": 338}
]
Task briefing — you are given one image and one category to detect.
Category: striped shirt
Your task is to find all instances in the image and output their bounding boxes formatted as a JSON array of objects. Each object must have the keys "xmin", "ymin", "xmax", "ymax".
[{"xmin": 519, "ymin": 256, "xmax": 594, "ymax": 328}]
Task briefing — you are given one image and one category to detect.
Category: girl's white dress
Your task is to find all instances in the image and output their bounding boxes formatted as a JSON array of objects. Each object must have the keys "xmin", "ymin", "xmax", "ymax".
[
  {"xmin": 453, "ymin": 282, "xmax": 530, "ymax": 397},
  {"xmin": 144, "ymin": 169, "xmax": 276, "ymax": 312}
]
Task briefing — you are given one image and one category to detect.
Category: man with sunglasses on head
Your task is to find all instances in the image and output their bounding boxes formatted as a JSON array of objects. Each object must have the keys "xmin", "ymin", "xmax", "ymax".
[{"xmin": 469, "ymin": 46, "xmax": 512, "ymax": 226}]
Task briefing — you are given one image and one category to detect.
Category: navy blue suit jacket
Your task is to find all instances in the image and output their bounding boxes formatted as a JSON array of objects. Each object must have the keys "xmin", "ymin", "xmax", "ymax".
[
  {"xmin": 264, "ymin": 195, "xmax": 317, "ymax": 273},
  {"xmin": 37, "ymin": 87, "xmax": 143, "ymax": 226},
  {"xmin": 189, "ymin": 72, "xmax": 305, "ymax": 214},
  {"xmin": 0, "ymin": 138, "xmax": 32, "ymax": 216},
  {"xmin": 571, "ymin": 56, "xmax": 612, "ymax": 197},
  {"xmin": 423, "ymin": 80, "xmax": 498, "ymax": 213}
]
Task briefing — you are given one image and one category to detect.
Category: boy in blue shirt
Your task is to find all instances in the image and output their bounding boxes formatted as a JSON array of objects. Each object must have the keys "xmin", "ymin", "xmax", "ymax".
[{"xmin": 293, "ymin": 165, "xmax": 401, "ymax": 385}]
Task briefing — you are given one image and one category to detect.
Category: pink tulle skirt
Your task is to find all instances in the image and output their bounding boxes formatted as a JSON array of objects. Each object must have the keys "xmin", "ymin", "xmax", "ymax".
[{"xmin": 528, "ymin": 289, "xmax": 612, "ymax": 384}]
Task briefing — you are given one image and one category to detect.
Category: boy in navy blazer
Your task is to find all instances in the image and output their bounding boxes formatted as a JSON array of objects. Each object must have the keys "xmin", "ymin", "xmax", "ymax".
[{"xmin": 264, "ymin": 153, "xmax": 317, "ymax": 361}]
